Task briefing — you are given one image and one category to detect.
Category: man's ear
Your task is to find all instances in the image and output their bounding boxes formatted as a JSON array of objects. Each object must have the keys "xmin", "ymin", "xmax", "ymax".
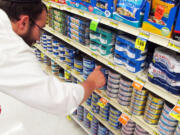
[{"xmin": 16, "ymin": 15, "xmax": 30, "ymax": 36}]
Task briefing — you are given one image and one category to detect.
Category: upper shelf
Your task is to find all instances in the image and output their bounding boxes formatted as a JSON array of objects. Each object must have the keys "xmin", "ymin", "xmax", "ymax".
[{"xmin": 43, "ymin": 0, "xmax": 180, "ymax": 53}]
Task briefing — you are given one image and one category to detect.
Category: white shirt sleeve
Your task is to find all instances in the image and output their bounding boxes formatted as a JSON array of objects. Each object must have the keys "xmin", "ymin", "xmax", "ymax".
[{"xmin": 0, "ymin": 45, "xmax": 84, "ymax": 116}]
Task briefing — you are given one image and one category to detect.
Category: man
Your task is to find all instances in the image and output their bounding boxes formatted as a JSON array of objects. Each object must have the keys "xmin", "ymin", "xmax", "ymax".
[{"xmin": 0, "ymin": 0, "xmax": 105, "ymax": 115}]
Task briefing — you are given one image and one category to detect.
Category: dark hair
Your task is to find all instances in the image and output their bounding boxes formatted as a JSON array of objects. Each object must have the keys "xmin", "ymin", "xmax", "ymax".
[{"xmin": 0, "ymin": 0, "xmax": 47, "ymax": 22}]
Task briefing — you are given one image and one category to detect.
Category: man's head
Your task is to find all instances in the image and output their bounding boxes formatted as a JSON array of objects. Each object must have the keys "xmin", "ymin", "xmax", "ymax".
[{"xmin": 0, "ymin": 0, "xmax": 47, "ymax": 46}]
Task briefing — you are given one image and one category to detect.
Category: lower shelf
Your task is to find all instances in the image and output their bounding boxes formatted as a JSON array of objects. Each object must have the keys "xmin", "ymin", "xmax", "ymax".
[{"xmin": 71, "ymin": 115, "xmax": 92, "ymax": 135}]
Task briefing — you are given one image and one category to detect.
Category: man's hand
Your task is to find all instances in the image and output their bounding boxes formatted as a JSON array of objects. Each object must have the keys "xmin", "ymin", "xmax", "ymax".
[{"xmin": 80, "ymin": 66, "xmax": 106, "ymax": 103}]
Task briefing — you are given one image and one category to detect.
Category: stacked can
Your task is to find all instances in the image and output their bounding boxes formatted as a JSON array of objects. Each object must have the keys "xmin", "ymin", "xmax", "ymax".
[
  {"xmin": 175, "ymin": 123, "xmax": 180, "ymax": 135},
  {"xmin": 99, "ymin": 66, "xmax": 109, "ymax": 90},
  {"xmin": 64, "ymin": 70, "xmax": 72, "ymax": 82},
  {"xmin": 51, "ymin": 60, "xmax": 59, "ymax": 76},
  {"xmin": 91, "ymin": 116, "xmax": 99, "ymax": 135},
  {"xmin": 46, "ymin": 35, "xmax": 53, "ymax": 53},
  {"xmin": 91, "ymin": 92, "xmax": 100, "ymax": 113},
  {"xmin": 43, "ymin": 55, "xmax": 51, "ymax": 66},
  {"xmin": 121, "ymin": 120, "xmax": 136, "ymax": 135},
  {"xmin": 158, "ymin": 102, "xmax": 178, "ymax": 135},
  {"xmin": 83, "ymin": 109, "xmax": 91, "ymax": 129},
  {"xmin": 107, "ymin": 71, "xmax": 121, "ymax": 98},
  {"xmin": 86, "ymin": 95, "xmax": 92, "ymax": 106},
  {"xmin": 99, "ymin": 103, "xmax": 110, "ymax": 121},
  {"xmin": 65, "ymin": 46, "xmax": 75, "ymax": 69},
  {"xmin": 74, "ymin": 55, "xmax": 83, "ymax": 75},
  {"xmin": 52, "ymin": 40, "xmax": 60, "ymax": 57},
  {"xmin": 77, "ymin": 105, "xmax": 84, "ymax": 122},
  {"xmin": 98, "ymin": 123, "xmax": 109, "ymax": 135},
  {"xmin": 143, "ymin": 93, "xmax": 164, "ymax": 125},
  {"xmin": 118, "ymin": 76, "xmax": 133, "ymax": 106},
  {"xmin": 71, "ymin": 76, "xmax": 78, "ymax": 83},
  {"xmin": 108, "ymin": 106, "xmax": 121, "ymax": 130},
  {"xmin": 35, "ymin": 49, "xmax": 42, "ymax": 61},
  {"xmin": 83, "ymin": 56, "xmax": 95, "ymax": 80},
  {"xmin": 59, "ymin": 43, "xmax": 65, "ymax": 62},
  {"xmin": 134, "ymin": 125, "xmax": 149, "ymax": 135},
  {"xmin": 130, "ymin": 88, "xmax": 148, "ymax": 115},
  {"xmin": 41, "ymin": 33, "xmax": 47, "ymax": 50}
]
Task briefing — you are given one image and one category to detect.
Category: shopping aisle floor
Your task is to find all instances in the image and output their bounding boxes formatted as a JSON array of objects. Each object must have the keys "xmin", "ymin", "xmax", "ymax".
[{"xmin": 0, "ymin": 92, "xmax": 87, "ymax": 135}]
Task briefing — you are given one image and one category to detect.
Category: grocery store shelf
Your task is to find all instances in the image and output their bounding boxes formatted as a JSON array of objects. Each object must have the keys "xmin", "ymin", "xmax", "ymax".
[
  {"xmin": 95, "ymin": 90, "xmax": 159, "ymax": 135},
  {"xmin": 82, "ymin": 103, "xmax": 121, "ymax": 135},
  {"xmin": 71, "ymin": 115, "xmax": 91, "ymax": 135},
  {"xmin": 43, "ymin": 26, "xmax": 179, "ymax": 106},
  {"xmin": 37, "ymin": 45, "xmax": 158, "ymax": 135},
  {"xmin": 43, "ymin": 0, "xmax": 180, "ymax": 53}
]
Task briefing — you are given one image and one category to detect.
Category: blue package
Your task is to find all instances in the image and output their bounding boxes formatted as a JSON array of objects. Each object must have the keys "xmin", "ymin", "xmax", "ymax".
[
  {"xmin": 67, "ymin": 27, "xmax": 89, "ymax": 39},
  {"xmin": 114, "ymin": 52, "xmax": 146, "ymax": 73},
  {"xmin": 148, "ymin": 63, "xmax": 180, "ymax": 95},
  {"xmin": 115, "ymin": 35, "xmax": 147, "ymax": 59},
  {"xmin": 93, "ymin": 0, "xmax": 114, "ymax": 18},
  {"xmin": 113, "ymin": 0, "xmax": 147, "ymax": 27},
  {"xmin": 153, "ymin": 47, "xmax": 180, "ymax": 81}
]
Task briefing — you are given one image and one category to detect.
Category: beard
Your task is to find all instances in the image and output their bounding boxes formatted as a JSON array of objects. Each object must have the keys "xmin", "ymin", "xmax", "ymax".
[{"xmin": 21, "ymin": 26, "xmax": 36, "ymax": 47}]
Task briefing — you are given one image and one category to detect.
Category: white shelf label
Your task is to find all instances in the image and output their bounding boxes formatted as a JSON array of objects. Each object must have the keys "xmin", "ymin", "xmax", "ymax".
[{"xmin": 168, "ymin": 40, "xmax": 180, "ymax": 52}]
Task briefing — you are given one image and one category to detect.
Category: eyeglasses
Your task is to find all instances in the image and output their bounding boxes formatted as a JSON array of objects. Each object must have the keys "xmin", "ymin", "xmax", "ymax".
[{"xmin": 30, "ymin": 18, "xmax": 43, "ymax": 32}]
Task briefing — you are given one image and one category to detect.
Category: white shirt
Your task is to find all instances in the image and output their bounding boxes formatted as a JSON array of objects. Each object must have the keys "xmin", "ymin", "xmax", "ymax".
[{"xmin": 0, "ymin": 9, "xmax": 84, "ymax": 116}]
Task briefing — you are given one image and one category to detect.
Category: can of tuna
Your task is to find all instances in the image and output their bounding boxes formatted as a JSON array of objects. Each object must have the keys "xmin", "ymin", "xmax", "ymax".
[
  {"xmin": 59, "ymin": 44, "xmax": 65, "ymax": 51},
  {"xmin": 119, "ymin": 77, "xmax": 132, "ymax": 87},
  {"xmin": 59, "ymin": 50, "xmax": 65, "ymax": 57},
  {"xmin": 163, "ymin": 102, "xmax": 174, "ymax": 113},
  {"xmin": 144, "ymin": 114, "xmax": 159, "ymax": 125},
  {"xmin": 144, "ymin": 110, "xmax": 161, "ymax": 119},
  {"xmin": 52, "ymin": 40, "xmax": 59, "ymax": 47},
  {"xmin": 119, "ymin": 84, "xmax": 133, "ymax": 92},
  {"xmin": 46, "ymin": 35, "xmax": 53, "ymax": 40},
  {"xmin": 121, "ymin": 128, "xmax": 134, "ymax": 134},
  {"xmin": 117, "ymin": 98, "xmax": 131, "ymax": 106},
  {"xmin": 110, "ymin": 106, "xmax": 121, "ymax": 116},
  {"xmin": 118, "ymin": 93, "xmax": 131, "ymax": 101},
  {"xmin": 65, "ymin": 47, "xmax": 75, "ymax": 57},
  {"xmin": 107, "ymin": 86, "xmax": 119, "ymax": 94},
  {"xmin": 119, "ymin": 89, "xmax": 132, "ymax": 97},
  {"xmin": 145, "ymin": 106, "xmax": 162, "ymax": 114},
  {"xmin": 108, "ymin": 76, "xmax": 120, "ymax": 84},
  {"xmin": 108, "ymin": 71, "xmax": 121, "ymax": 80},
  {"xmin": 148, "ymin": 93, "xmax": 164, "ymax": 105},
  {"xmin": 160, "ymin": 113, "xmax": 177, "ymax": 127},
  {"xmin": 83, "ymin": 56, "xmax": 95, "ymax": 69},
  {"xmin": 158, "ymin": 119, "xmax": 176, "ymax": 131},
  {"xmin": 47, "ymin": 46, "xmax": 52, "ymax": 52},
  {"xmin": 65, "ymin": 55, "xmax": 74, "ymax": 64},
  {"xmin": 46, "ymin": 39, "xmax": 52, "ymax": 44},
  {"xmin": 146, "ymin": 100, "xmax": 163, "ymax": 110},
  {"xmin": 157, "ymin": 124, "xmax": 175, "ymax": 135},
  {"xmin": 64, "ymin": 70, "xmax": 71, "ymax": 82},
  {"xmin": 106, "ymin": 91, "xmax": 118, "ymax": 98},
  {"xmin": 130, "ymin": 108, "xmax": 144, "ymax": 115},
  {"xmin": 134, "ymin": 88, "xmax": 148, "ymax": 96},
  {"xmin": 122, "ymin": 125, "xmax": 135, "ymax": 132},
  {"xmin": 107, "ymin": 82, "xmax": 119, "ymax": 89}
]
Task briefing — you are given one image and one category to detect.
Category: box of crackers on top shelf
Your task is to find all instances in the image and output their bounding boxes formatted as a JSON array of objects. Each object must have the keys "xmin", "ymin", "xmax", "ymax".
[
  {"xmin": 142, "ymin": 0, "xmax": 179, "ymax": 38},
  {"xmin": 112, "ymin": 0, "xmax": 147, "ymax": 28},
  {"xmin": 66, "ymin": 0, "xmax": 95, "ymax": 12},
  {"xmin": 173, "ymin": 6, "xmax": 180, "ymax": 41},
  {"xmin": 51, "ymin": 0, "xmax": 66, "ymax": 4}
]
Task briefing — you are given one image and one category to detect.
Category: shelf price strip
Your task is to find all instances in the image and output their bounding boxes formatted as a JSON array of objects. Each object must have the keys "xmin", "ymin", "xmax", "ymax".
[
  {"xmin": 97, "ymin": 97, "xmax": 109, "ymax": 108},
  {"xmin": 132, "ymin": 77, "xmax": 145, "ymax": 91}
]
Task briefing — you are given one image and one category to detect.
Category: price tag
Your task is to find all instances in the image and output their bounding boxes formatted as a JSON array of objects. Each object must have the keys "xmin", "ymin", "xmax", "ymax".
[
  {"xmin": 139, "ymin": 30, "xmax": 150, "ymax": 40},
  {"xmin": 66, "ymin": 7, "xmax": 72, "ymax": 11},
  {"xmin": 66, "ymin": 38, "xmax": 71, "ymax": 43},
  {"xmin": 87, "ymin": 113, "xmax": 93, "ymax": 121},
  {"xmin": 97, "ymin": 97, "xmax": 109, "ymax": 108},
  {"xmin": 118, "ymin": 113, "xmax": 130, "ymax": 125},
  {"xmin": 78, "ymin": 10, "xmax": 84, "ymax": 16},
  {"xmin": 153, "ymin": 131, "xmax": 159, "ymax": 135},
  {"xmin": 110, "ymin": 21, "xmax": 118, "ymax": 27},
  {"xmin": 91, "ymin": 52, "xmax": 97, "ymax": 58},
  {"xmin": 135, "ymin": 37, "xmax": 147, "ymax": 51},
  {"xmin": 108, "ymin": 62, "xmax": 115, "ymax": 69},
  {"xmin": 41, "ymin": 53, "xmax": 45, "ymax": 59},
  {"xmin": 168, "ymin": 40, "xmax": 180, "ymax": 51},
  {"xmin": 90, "ymin": 20, "xmax": 99, "ymax": 31},
  {"xmin": 66, "ymin": 115, "xmax": 71, "ymax": 120},
  {"xmin": 132, "ymin": 77, "xmax": 145, "ymax": 91},
  {"xmin": 169, "ymin": 101, "xmax": 180, "ymax": 121}
]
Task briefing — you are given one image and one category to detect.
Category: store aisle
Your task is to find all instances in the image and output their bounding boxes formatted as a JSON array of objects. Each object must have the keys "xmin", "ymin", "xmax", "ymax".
[{"xmin": 0, "ymin": 92, "xmax": 87, "ymax": 135}]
